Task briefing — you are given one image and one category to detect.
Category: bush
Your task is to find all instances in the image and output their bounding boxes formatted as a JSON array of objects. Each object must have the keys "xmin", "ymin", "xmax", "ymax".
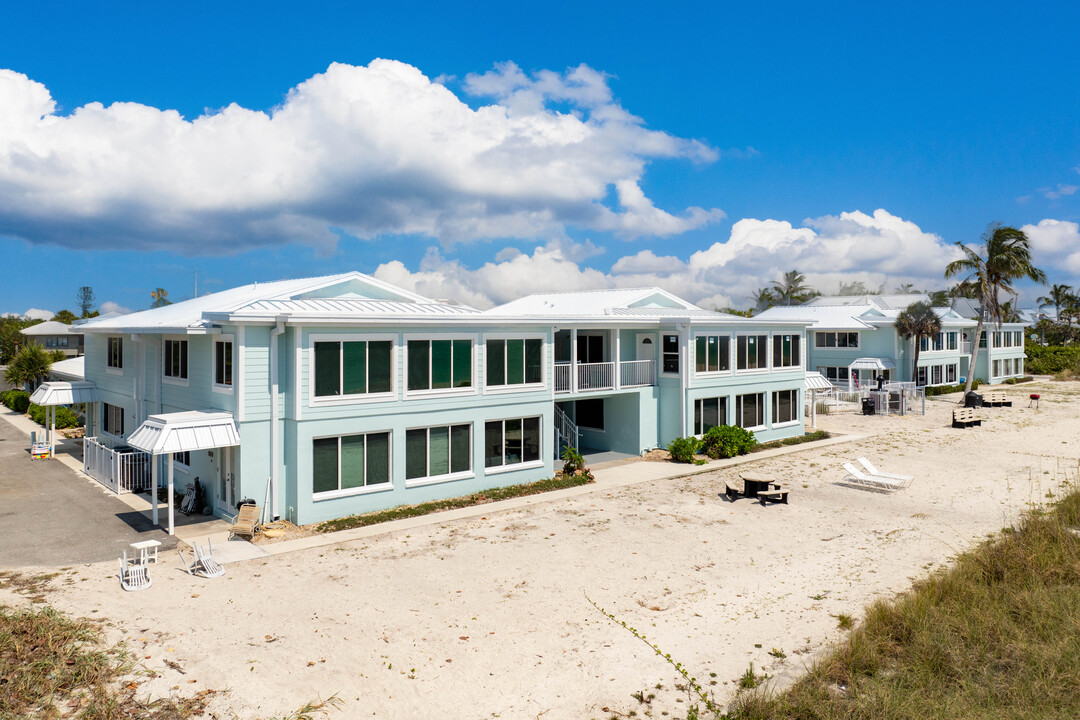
[
  {"xmin": 925, "ymin": 379, "xmax": 981, "ymax": 396},
  {"xmin": 701, "ymin": 424, "xmax": 757, "ymax": 459},
  {"xmin": 0, "ymin": 389, "xmax": 30, "ymax": 413},
  {"xmin": 1025, "ymin": 342, "xmax": 1080, "ymax": 375},
  {"xmin": 560, "ymin": 446, "xmax": 586, "ymax": 475},
  {"xmin": 27, "ymin": 403, "xmax": 81, "ymax": 429},
  {"xmin": 1003, "ymin": 376, "xmax": 1035, "ymax": 385},
  {"xmin": 668, "ymin": 436, "xmax": 702, "ymax": 464}
]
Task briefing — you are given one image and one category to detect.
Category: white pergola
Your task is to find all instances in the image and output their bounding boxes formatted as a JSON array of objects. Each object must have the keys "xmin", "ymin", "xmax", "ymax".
[
  {"xmin": 28, "ymin": 381, "xmax": 100, "ymax": 457},
  {"xmin": 126, "ymin": 411, "xmax": 241, "ymax": 535},
  {"xmin": 803, "ymin": 371, "xmax": 833, "ymax": 429},
  {"xmin": 847, "ymin": 357, "xmax": 897, "ymax": 390}
]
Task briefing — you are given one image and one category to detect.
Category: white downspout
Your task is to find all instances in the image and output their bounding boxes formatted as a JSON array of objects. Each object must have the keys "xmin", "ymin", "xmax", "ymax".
[
  {"xmin": 679, "ymin": 322, "xmax": 689, "ymax": 437},
  {"xmin": 269, "ymin": 319, "xmax": 285, "ymax": 521}
]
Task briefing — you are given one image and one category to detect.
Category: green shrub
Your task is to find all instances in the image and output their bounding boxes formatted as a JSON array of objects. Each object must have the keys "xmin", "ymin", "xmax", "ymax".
[
  {"xmin": 1003, "ymin": 376, "xmax": 1035, "ymax": 385},
  {"xmin": 1025, "ymin": 342, "xmax": 1080, "ymax": 375},
  {"xmin": 560, "ymin": 446, "xmax": 586, "ymax": 475},
  {"xmin": 925, "ymin": 379, "xmax": 981, "ymax": 396},
  {"xmin": 1, "ymin": 389, "xmax": 31, "ymax": 413},
  {"xmin": 27, "ymin": 403, "xmax": 81, "ymax": 429},
  {"xmin": 667, "ymin": 436, "xmax": 702, "ymax": 464},
  {"xmin": 701, "ymin": 424, "xmax": 757, "ymax": 459}
]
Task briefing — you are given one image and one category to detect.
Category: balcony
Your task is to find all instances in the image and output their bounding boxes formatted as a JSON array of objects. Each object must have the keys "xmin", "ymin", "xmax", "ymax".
[{"xmin": 554, "ymin": 360, "xmax": 656, "ymax": 393}]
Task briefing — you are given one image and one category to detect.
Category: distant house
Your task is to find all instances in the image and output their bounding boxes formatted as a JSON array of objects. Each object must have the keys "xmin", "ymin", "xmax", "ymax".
[{"xmin": 20, "ymin": 321, "xmax": 84, "ymax": 357}]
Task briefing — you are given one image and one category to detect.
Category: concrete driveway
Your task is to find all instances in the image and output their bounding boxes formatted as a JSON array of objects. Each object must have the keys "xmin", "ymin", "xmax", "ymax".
[{"xmin": 0, "ymin": 418, "xmax": 177, "ymax": 568}]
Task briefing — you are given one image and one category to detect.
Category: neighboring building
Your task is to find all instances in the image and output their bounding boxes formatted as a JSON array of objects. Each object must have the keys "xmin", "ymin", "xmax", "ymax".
[
  {"xmin": 20, "ymin": 321, "xmax": 84, "ymax": 357},
  {"xmin": 756, "ymin": 294, "xmax": 1029, "ymax": 386},
  {"xmin": 74, "ymin": 273, "xmax": 810, "ymax": 527}
]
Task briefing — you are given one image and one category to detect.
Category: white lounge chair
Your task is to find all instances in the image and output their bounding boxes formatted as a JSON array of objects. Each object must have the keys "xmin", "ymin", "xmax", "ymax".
[
  {"xmin": 178, "ymin": 540, "xmax": 226, "ymax": 578},
  {"xmin": 841, "ymin": 462, "xmax": 905, "ymax": 492},
  {"xmin": 118, "ymin": 551, "xmax": 152, "ymax": 591},
  {"xmin": 857, "ymin": 457, "xmax": 913, "ymax": 488}
]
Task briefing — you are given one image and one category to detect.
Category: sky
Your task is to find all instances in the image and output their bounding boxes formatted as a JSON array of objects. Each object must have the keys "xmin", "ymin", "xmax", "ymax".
[{"xmin": 1, "ymin": 1, "xmax": 1078, "ymax": 318}]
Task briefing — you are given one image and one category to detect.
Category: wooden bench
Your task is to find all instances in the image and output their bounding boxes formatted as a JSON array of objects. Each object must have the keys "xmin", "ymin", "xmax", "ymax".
[
  {"xmin": 757, "ymin": 487, "xmax": 789, "ymax": 505},
  {"xmin": 984, "ymin": 390, "xmax": 1012, "ymax": 407},
  {"xmin": 952, "ymin": 407, "xmax": 982, "ymax": 428},
  {"xmin": 724, "ymin": 480, "xmax": 745, "ymax": 500}
]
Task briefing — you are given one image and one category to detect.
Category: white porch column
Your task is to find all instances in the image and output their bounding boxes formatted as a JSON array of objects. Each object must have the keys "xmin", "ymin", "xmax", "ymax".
[
  {"xmin": 167, "ymin": 453, "xmax": 175, "ymax": 536},
  {"xmin": 49, "ymin": 406, "xmax": 56, "ymax": 457},
  {"xmin": 151, "ymin": 454, "xmax": 159, "ymax": 527},
  {"xmin": 614, "ymin": 329, "xmax": 621, "ymax": 390},
  {"xmin": 570, "ymin": 328, "xmax": 578, "ymax": 394}
]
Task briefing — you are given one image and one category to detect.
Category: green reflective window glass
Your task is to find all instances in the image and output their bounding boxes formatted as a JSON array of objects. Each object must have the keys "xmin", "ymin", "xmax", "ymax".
[
  {"xmin": 486, "ymin": 339, "xmax": 505, "ymax": 386},
  {"xmin": 340, "ymin": 435, "xmax": 366, "ymax": 489},
  {"xmin": 365, "ymin": 432, "xmax": 390, "ymax": 485},
  {"xmin": 484, "ymin": 421, "xmax": 502, "ymax": 468},
  {"xmin": 431, "ymin": 340, "xmax": 452, "ymax": 389},
  {"xmin": 453, "ymin": 339, "xmax": 472, "ymax": 387},
  {"xmin": 408, "ymin": 341, "xmax": 429, "ymax": 391},
  {"xmin": 314, "ymin": 342, "xmax": 340, "ymax": 397},
  {"xmin": 703, "ymin": 397, "xmax": 719, "ymax": 432},
  {"xmin": 405, "ymin": 428, "xmax": 427, "ymax": 480},
  {"xmin": 312, "ymin": 438, "xmax": 338, "ymax": 494},
  {"xmin": 708, "ymin": 336, "xmax": 719, "ymax": 371},
  {"xmin": 525, "ymin": 339, "xmax": 542, "ymax": 383},
  {"xmin": 450, "ymin": 425, "xmax": 470, "ymax": 473},
  {"xmin": 504, "ymin": 419, "xmax": 522, "ymax": 465},
  {"xmin": 507, "ymin": 339, "xmax": 525, "ymax": 385},
  {"xmin": 523, "ymin": 417, "xmax": 540, "ymax": 462},
  {"xmin": 428, "ymin": 426, "xmax": 450, "ymax": 477},
  {"xmin": 368, "ymin": 341, "xmax": 392, "ymax": 393},
  {"xmin": 342, "ymin": 342, "xmax": 366, "ymax": 395},
  {"xmin": 695, "ymin": 336, "xmax": 707, "ymax": 372}
]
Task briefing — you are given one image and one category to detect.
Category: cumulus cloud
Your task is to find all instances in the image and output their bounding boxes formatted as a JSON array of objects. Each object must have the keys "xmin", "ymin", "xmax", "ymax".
[
  {"xmin": 0, "ymin": 61, "xmax": 723, "ymax": 254},
  {"xmin": 376, "ymin": 208, "xmax": 969, "ymax": 310},
  {"xmin": 99, "ymin": 301, "xmax": 132, "ymax": 315},
  {"xmin": 1022, "ymin": 219, "xmax": 1080, "ymax": 276},
  {"xmin": 21, "ymin": 308, "xmax": 53, "ymax": 321},
  {"xmin": 1039, "ymin": 184, "xmax": 1079, "ymax": 200}
]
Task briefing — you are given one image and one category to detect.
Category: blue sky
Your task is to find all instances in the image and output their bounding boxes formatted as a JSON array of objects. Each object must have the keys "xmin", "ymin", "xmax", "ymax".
[{"xmin": 1, "ymin": 1, "xmax": 1078, "ymax": 317}]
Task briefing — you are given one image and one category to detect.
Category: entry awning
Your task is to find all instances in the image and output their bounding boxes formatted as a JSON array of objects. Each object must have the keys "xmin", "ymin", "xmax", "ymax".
[
  {"xmin": 848, "ymin": 357, "xmax": 897, "ymax": 372},
  {"xmin": 29, "ymin": 381, "xmax": 99, "ymax": 406},
  {"xmin": 127, "ymin": 411, "xmax": 241, "ymax": 455},
  {"xmin": 803, "ymin": 371, "xmax": 833, "ymax": 391}
]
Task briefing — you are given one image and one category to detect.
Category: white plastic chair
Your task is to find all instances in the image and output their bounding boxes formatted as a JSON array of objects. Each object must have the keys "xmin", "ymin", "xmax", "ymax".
[
  {"xmin": 841, "ymin": 462, "xmax": 904, "ymax": 492},
  {"xmin": 857, "ymin": 457, "xmax": 913, "ymax": 488},
  {"xmin": 118, "ymin": 551, "xmax": 152, "ymax": 591},
  {"xmin": 179, "ymin": 540, "xmax": 226, "ymax": 578}
]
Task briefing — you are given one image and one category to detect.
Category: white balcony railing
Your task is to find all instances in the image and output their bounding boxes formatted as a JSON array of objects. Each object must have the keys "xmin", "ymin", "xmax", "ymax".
[
  {"xmin": 554, "ymin": 360, "xmax": 656, "ymax": 393},
  {"xmin": 578, "ymin": 362, "xmax": 615, "ymax": 391},
  {"xmin": 620, "ymin": 359, "xmax": 655, "ymax": 388}
]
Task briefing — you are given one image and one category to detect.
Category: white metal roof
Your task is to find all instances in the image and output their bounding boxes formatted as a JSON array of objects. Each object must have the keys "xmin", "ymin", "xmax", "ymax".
[
  {"xmin": 754, "ymin": 305, "xmax": 878, "ymax": 329},
  {"xmin": 489, "ymin": 288, "xmax": 698, "ymax": 316},
  {"xmin": 49, "ymin": 356, "xmax": 85, "ymax": 381},
  {"xmin": 126, "ymin": 411, "xmax": 241, "ymax": 455},
  {"xmin": 848, "ymin": 357, "xmax": 897, "ymax": 371},
  {"xmin": 21, "ymin": 321, "xmax": 81, "ymax": 336},
  {"xmin": 29, "ymin": 381, "xmax": 99, "ymax": 405},
  {"xmin": 803, "ymin": 371, "xmax": 834, "ymax": 390},
  {"xmin": 222, "ymin": 297, "xmax": 479, "ymax": 320}
]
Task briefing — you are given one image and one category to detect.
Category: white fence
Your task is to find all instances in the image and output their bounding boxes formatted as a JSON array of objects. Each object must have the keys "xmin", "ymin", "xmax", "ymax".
[
  {"xmin": 83, "ymin": 436, "xmax": 152, "ymax": 494},
  {"xmin": 554, "ymin": 360, "xmax": 656, "ymax": 393},
  {"xmin": 619, "ymin": 360, "xmax": 655, "ymax": 388},
  {"xmin": 809, "ymin": 385, "xmax": 925, "ymax": 417}
]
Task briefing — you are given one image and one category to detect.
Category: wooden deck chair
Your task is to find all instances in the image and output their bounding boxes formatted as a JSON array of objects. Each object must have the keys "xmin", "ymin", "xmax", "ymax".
[
  {"xmin": 841, "ymin": 462, "xmax": 903, "ymax": 492},
  {"xmin": 194, "ymin": 540, "xmax": 225, "ymax": 578},
  {"xmin": 118, "ymin": 551, "xmax": 152, "ymax": 591},
  {"xmin": 229, "ymin": 503, "xmax": 261, "ymax": 539},
  {"xmin": 857, "ymin": 457, "xmax": 913, "ymax": 488}
]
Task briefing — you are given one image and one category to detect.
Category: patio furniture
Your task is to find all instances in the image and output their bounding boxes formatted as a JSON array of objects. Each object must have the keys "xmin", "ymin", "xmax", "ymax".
[
  {"xmin": 118, "ymin": 551, "xmax": 152, "ymax": 592},
  {"xmin": 856, "ymin": 457, "xmax": 913, "ymax": 488},
  {"xmin": 130, "ymin": 539, "xmax": 162, "ymax": 564},
  {"xmin": 740, "ymin": 472, "xmax": 789, "ymax": 504},
  {"xmin": 952, "ymin": 408, "xmax": 982, "ymax": 428},
  {"xmin": 841, "ymin": 462, "xmax": 905, "ymax": 492},
  {"xmin": 179, "ymin": 540, "xmax": 226, "ymax": 578},
  {"xmin": 229, "ymin": 503, "xmax": 261, "ymax": 539},
  {"xmin": 964, "ymin": 392, "xmax": 984, "ymax": 408},
  {"xmin": 723, "ymin": 477, "xmax": 745, "ymax": 500},
  {"xmin": 984, "ymin": 391, "xmax": 1012, "ymax": 407},
  {"xmin": 1029, "ymin": 393, "xmax": 1040, "ymax": 409}
]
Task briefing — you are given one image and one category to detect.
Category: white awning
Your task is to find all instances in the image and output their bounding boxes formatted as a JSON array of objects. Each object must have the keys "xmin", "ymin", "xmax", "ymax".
[
  {"xmin": 848, "ymin": 357, "xmax": 897, "ymax": 371},
  {"xmin": 28, "ymin": 381, "xmax": 99, "ymax": 406},
  {"xmin": 127, "ymin": 410, "xmax": 241, "ymax": 455},
  {"xmin": 803, "ymin": 371, "xmax": 833, "ymax": 391}
]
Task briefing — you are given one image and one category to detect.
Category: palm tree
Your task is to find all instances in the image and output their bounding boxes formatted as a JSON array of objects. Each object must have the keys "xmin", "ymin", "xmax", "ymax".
[
  {"xmin": 895, "ymin": 301, "xmax": 942, "ymax": 383},
  {"xmin": 750, "ymin": 287, "xmax": 776, "ymax": 313},
  {"xmin": 3, "ymin": 343, "xmax": 55, "ymax": 391},
  {"xmin": 1037, "ymin": 283, "xmax": 1073, "ymax": 323},
  {"xmin": 927, "ymin": 290, "xmax": 950, "ymax": 307},
  {"xmin": 150, "ymin": 288, "xmax": 172, "ymax": 308},
  {"xmin": 945, "ymin": 223, "xmax": 1047, "ymax": 393},
  {"xmin": 770, "ymin": 270, "xmax": 813, "ymax": 306},
  {"xmin": 894, "ymin": 283, "xmax": 917, "ymax": 293}
]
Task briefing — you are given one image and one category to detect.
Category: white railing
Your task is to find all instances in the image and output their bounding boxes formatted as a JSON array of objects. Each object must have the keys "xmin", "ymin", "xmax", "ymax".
[
  {"xmin": 83, "ymin": 436, "xmax": 152, "ymax": 494},
  {"xmin": 808, "ymin": 386, "xmax": 925, "ymax": 417},
  {"xmin": 578, "ymin": 362, "xmax": 615, "ymax": 391},
  {"xmin": 554, "ymin": 364, "xmax": 571, "ymax": 393},
  {"xmin": 554, "ymin": 404, "xmax": 580, "ymax": 457},
  {"xmin": 620, "ymin": 360, "xmax": 655, "ymax": 388},
  {"xmin": 961, "ymin": 342, "xmax": 972, "ymax": 355}
]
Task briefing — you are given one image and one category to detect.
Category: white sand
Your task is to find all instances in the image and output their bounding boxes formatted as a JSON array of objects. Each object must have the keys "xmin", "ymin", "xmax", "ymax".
[{"xmin": 8, "ymin": 381, "xmax": 1079, "ymax": 719}]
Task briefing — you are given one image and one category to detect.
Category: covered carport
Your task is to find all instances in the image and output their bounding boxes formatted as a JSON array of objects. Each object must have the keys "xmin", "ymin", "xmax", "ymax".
[
  {"xmin": 28, "ymin": 381, "xmax": 99, "ymax": 457},
  {"xmin": 126, "ymin": 411, "xmax": 241, "ymax": 536}
]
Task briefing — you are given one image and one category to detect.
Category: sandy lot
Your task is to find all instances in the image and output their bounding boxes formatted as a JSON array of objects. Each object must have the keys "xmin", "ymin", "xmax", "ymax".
[{"xmin": 5, "ymin": 381, "xmax": 1079, "ymax": 720}]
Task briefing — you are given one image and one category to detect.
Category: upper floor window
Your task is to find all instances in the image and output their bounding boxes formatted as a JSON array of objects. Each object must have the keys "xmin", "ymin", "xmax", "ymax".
[
  {"xmin": 314, "ymin": 340, "xmax": 392, "ymax": 398},
  {"xmin": 662, "ymin": 335, "xmax": 679, "ymax": 374},
  {"xmin": 695, "ymin": 335, "xmax": 730, "ymax": 373},
  {"xmin": 772, "ymin": 334, "xmax": 800, "ymax": 369},
  {"xmin": 163, "ymin": 339, "xmax": 188, "ymax": 380},
  {"xmin": 576, "ymin": 334, "xmax": 605, "ymax": 364},
  {"xmin": 214, "ymin": 339, "xmax": 234, "ymax": 388},
  {"xmin": 107, "ymin": 337, "xmax": 123, "ymax": 369},
  {"xmin": 736, "ymin": 335, "xmax": 767, "ymax": 371},
  {"xmin": 486, "ymin": 339, "xmax": 543, "ymax": 387},
  {"xmin": 408, "ymin": 339, "xmax": 472, "ymax": 392},
  {"xmin": 979, "ymin": 331, "xmax": 987, "ymax": 348},
  {"xmin": 815, "ymin": 331, "xmax": 859, "ymax": 349},
  {"xmin": 947, "ymin": 332, "xmax": 958, "ymax": 350}
]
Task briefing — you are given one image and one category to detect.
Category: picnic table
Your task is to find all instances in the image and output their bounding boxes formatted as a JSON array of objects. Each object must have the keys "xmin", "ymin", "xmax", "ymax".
[{"xmin": 727, "ymin": 472, "xmax": 790, "ymax": 505}]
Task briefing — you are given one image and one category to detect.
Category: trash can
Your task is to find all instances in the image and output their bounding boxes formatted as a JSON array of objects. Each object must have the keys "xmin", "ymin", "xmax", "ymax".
[
  {"xmin": 964, "ymin": 391, "xmax": 983, "ymax": 408},
  {"xmin": 862, "ymin": 398, "xmax": 876, "ymax": 415}
]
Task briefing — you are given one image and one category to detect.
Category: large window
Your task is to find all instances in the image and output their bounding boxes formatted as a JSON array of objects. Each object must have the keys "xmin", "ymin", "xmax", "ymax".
[
  {"xmin": 695, "ymin": 335, "xmax": 730, "ymax": 373},
  {"xmin": 107, "ymin": 337, "xmax": 123, "ymax": 370},
  {"xmin": 917, "ymin": 366, "xmax": 928, "ymax": 386},
  {"xmin": 163, "ymin": 339, "xmax": 188, "ymax": 380},
  {"xmin": 815, "ymin": 331, "xmax": 859, "ymax": 349},
  {"xmin": 772, "ymin": 389, "xmax": 799, "ymax": 425},
  {"xmin": 736, "ymin": 335, "xmax": 767, "ymax": 371},
  {"xmin": 932, "ymin": 365, "xmax": 942, "ymax": 385},
  {"xmin": 662, "ymin": 335, "xmax": 679, "ymax": 374},
  {"xmin": 772, "ymin": 334, "xmax": 801, "ymax": 369},
  {"xmin": 947, "ymin": 364, "xmax": 957, "ymax": 383},
  {"xmin": 693, "ymin": 396, "xmax": 727, "ymax": 435},
  {"xmin": 576, "ymin": 334, "xmax": 604, "ymax": 364},
  {"xmin": 406, "ymin": 424, "xmax": 471, "ymax": 482},
  {"xmin": 102, "ymin": 403, "xmax": 124, "ymax": 436},
  {"xmin": 214, "ymin": 339, "xmax": 233, "ymax": 388},
  {"xmin": 817, "ymin": 366, "xmax": 850, "ymax": 382},
  {"xmin": 484, "ymin": 417, "xmax": 541, "ymax": 469},
  {"xmin": 314, "ymin": 340, "xmax": 392, "ymax": 398},
  {"xmin": 312, "ymin": 432, "xmax": 390, "ymax": 496},
  {"xmin": 486, "ymin": 338, "xmax": 543, "ymax": 387},
  {"xmin": 408, "ymin": 339, "xmax": 472, "ymax": 392},
  {"xmin": 922, "ymin": 332, "xmax": 957, "ymax": 352},
  {"xmin": 735, "ymin": 393, "xmax": 765, "ymax": 429}
]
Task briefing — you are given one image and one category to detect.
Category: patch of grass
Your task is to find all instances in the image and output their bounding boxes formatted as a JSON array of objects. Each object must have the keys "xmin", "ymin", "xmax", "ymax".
[
  {"xmin": 751, "ymin": 430, "xmax": 830, "ymax": 453},
  {"xmin": 316, "ymin": 473, "xmax": 594, "ymax": 533},
  {"xmin": 731, "ymin": 487, "xmax": 1080, "ymax": 720},
  {"xmin": 832, "ymin": 612, "xmax": 854, "ymax": 630}
]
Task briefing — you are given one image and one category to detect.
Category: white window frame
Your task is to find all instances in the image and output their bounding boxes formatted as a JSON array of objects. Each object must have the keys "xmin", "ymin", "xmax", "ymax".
[
  {"xmin": 404, "ymin": 423, "xmax": 474, "ymax": 488},
  {"xmin": 771, "ymin": 332, "xmax": 801, "ymax": 370},
  {"xmin": 403, "ymin": 333, "xmax": 477, "ymax": 399},
  {"xmin": 482, "ymin": 332, "xmax": 547, "ymax": 393},
  {"xmin": 101, "ymin": 402, "xmax": 125, "ymax": 439},
  {"xmin": 946, "ymin": 364, "xmax": 957, "ymax": 383},
  {"xmin": 771, "ymin": 388, "xmax": 800, "ymax": 427},
  {"xmin": 212, "ymin": 334, "xmax": 235, "ymax": 395},
  {"xmin": 735, "ymin": 392, "xmax": 766, "ymax": 431},
  {"xmin": 735, "ymin": 334, "xmax": 769, "ymax": 374},
  {"xmin": 931, "ymin": 364, "xmax": 943, "ymax": 385},
  {"xmin": 483, "ymin": 416, "xmax": 543, "ymax": 475},
  {"xmin": 660, "ymin": 334, "xmax": 680, "ymax": 376},
  {"xmin": 162, "ymin": 337, "xmax": 189, "ymax": 387},
  {"xmin": 308, "ymin": 333, "xmax": 397, "ymax": 407},
  {"xmin": 817, "ymin": 365, "xmax": 850, "ymax": 383},
  {"xmin": 693, "ymin": 333, "xmax": 731, "ymax": 376},
  {"xmin": 106, "ymin": 336, "xmax": 124, "ymax": 375},
  {"xmin": 693, "ymin": 395, "xmax": 728, "ymax": 436},
  {"xmin": 815, "ymin": 331, "xmax": 860, "ymax": 349},
  {"xmin": 311, "ymin": 430, "xmax": 394, "ymax": 501}
]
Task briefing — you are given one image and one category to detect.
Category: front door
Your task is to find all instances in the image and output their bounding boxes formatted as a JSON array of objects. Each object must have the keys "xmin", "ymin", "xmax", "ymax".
[
  {"xmin": 636, "ymin": 334, "xmax": 656, "ymax": 362},
  {"xmin": 215, "ymin": 446, "xmax": 235, "ymax": 512}
]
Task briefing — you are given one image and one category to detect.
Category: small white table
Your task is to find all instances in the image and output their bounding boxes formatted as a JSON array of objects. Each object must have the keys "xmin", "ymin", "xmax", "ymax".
[{"xmin": 130, "ymin": 539, "xmax": 162, "ymax": 564}]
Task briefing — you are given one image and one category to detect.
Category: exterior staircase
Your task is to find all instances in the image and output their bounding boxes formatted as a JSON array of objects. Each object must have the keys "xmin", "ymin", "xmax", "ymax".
[{"xmin": 553, "ymin": 404, "xmax": 580, "ymax": 459}]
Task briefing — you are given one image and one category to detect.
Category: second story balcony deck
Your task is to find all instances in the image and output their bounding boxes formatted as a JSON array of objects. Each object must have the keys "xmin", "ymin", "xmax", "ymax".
[{"xmin": 554, "ymin": 359, "xmax": 656, "ymax": 394}]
